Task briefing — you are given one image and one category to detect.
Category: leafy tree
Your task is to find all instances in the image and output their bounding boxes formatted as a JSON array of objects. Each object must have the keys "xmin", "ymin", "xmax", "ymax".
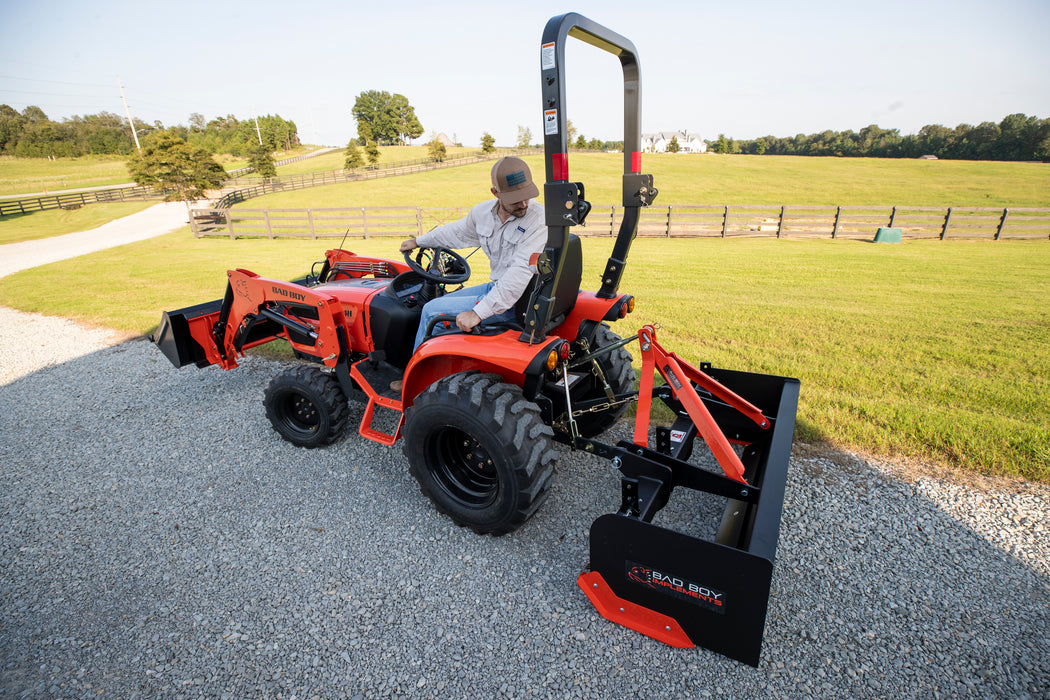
[
  {"xmin": 574, "ymin": 134, "xmax": 587, "ymax": 149},
  {"xmin": 1036, "ymin": 134, "xmax": 1050, "ymax": 162},
  {"xmin": 427, "ymin": 137, "xmax": 447, "ymax": 162},
  {"xmin": 480, "ymin": 132, "xmax": 495, "ymax": 153},
  {"xmin": 754, "ymin": 138, "xmax": 767, "ymax": 155},
  {"xmin": 587, "ymin": 137, "xmax": 603, "ymax": 150},
  {"xmin": 364, "ymin": 139, "xmax": 380, "ymax": 168},
  {"xmin": 352, "ymin": 90, "xmax": 423, "ymax": 145},
  {"xmin": 127, "ymin": 129, "xmax": 228, "ymax": 211},
  {"xmin": 21, "ymin": 105, "xmax": 48, "ymax": 124},
  {"xmin": 667, "ymin": 135, "xmax": 680, "ymax": 153},
  {"xmin": 516, "ymin": 125, "xmax": 532, "ymax": 149},
  {"xmin": 344, "ymin": 139, "xmax": 363, "ymax": 169},
  {"xmin": 0, "ymin": 104, "xmax": 26, "ymax": 153},
  {"xmin": 249, "ymin": 142, "xmax": 277, "ymax": 178},
  {"xmin": 567, "ymin": 120, "xmax": 577, "ymax": 143}
]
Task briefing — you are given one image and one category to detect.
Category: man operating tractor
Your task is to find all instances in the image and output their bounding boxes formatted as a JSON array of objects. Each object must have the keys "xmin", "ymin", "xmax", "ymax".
[{"xmin": 399, "ymin": 156, "xmax": 547, "ymax": 354}]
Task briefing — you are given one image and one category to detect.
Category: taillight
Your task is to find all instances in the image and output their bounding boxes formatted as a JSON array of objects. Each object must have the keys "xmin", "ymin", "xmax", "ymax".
[{"xmin": 546, "ymin": 342, "xmax": 570, "ymax": 371}]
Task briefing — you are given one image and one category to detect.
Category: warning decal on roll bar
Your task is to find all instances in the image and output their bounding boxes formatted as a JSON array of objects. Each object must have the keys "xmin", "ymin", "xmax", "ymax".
[
  {"xmin": 541, "ymin": 42, "xmax": 556, "ymax": 70},
  {"xmin": 544, "ymin": 110, "xmax": 558, "ymax": 135},
  {"xmin": 627, "ymin": 561, "xmax": 727, "ymax": 614}
]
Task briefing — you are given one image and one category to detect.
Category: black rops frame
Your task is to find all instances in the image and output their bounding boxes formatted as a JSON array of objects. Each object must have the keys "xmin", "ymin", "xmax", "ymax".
[{"xmin": 519, "ymin": 12, "xmax": 657, "ymax": 344}]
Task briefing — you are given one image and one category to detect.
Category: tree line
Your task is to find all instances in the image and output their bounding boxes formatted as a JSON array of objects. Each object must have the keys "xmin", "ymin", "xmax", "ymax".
[
  {"xmin": 0, "ymin": 104, "xmax": 299, "ymax": 158},
  {"xmin": 710, "ymin": 113, "xmax": 1049, "ymax": 161}
]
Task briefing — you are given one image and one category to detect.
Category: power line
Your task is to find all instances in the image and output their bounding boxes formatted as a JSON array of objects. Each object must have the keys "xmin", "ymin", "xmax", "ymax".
[
  {"xmin": 0, "ymin": 88, "xmax": 116, "ymax": 99},
  {"xmin": 0, "ymin": 74, "xmax": 115, "ymax": 89}
]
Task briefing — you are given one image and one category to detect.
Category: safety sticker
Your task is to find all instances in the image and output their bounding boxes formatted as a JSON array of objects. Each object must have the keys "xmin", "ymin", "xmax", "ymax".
[
  {"xmin": 544, "ymin": 109, "xmax": 558, "ymax": 136},
  {"xmin": 541, "ymin": 42, "xmax": 556, "ymax": 70}
]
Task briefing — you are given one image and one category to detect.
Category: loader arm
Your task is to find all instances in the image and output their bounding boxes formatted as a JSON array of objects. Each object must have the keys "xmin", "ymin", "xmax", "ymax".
[{"xmin": 211, "ymin": 269, "xmax": 347, "ymax": 370}]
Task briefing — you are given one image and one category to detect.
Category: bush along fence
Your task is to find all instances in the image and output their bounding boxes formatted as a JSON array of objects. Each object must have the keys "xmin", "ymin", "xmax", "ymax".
[
  {"xmin": 0, "ymin": 185, "xmax": 165, "ymax": 216},
  {"xmin": 189, "ymin": 203, "xmax": 1050, "ymax": 240}
]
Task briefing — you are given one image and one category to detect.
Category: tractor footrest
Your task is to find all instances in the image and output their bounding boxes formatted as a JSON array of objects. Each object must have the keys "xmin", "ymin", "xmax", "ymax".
[
  {"xmin": 352, "ymin": 358, "xmax": 403, "ymax": 401},
  {"xmin": 349, "ymin": 358, "xmax": 404, "ymax": 446}
]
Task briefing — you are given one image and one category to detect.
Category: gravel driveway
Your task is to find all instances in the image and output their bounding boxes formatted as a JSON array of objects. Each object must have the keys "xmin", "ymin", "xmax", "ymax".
[{"xmin": 1, "ymin": 307, "xmax": 1047, "ymax": 698}]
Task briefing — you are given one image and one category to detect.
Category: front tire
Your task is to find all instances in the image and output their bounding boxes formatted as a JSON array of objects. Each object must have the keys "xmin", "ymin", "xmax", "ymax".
[
  {"xmin": 403, "ymin": 371, "xmax": 557, "ymax": 535},
  {"xmin": 264, "ymin": 365, "xmax": 349, "ymax": 448}
]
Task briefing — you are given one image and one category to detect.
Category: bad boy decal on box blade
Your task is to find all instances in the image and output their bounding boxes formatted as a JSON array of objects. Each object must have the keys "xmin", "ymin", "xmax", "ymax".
[{"xmin": 627, "ymin": 562, "xmax": 726, "ymax": 614}]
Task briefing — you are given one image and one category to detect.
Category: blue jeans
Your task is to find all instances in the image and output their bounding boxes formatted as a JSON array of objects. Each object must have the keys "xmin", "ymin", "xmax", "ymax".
[{"xmin": 413, "ymin": 282, "xmax": 516, "ymax": 352}]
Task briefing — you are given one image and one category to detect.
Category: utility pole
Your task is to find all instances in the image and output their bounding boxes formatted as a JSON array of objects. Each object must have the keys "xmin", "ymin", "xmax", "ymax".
[
  {"xmin": 118, "ymin": 76, "xmax": 141, "ymax": 151},
  {"xmin": 254, "ymin": 110, "xmax": 263, "ymax": 146}
]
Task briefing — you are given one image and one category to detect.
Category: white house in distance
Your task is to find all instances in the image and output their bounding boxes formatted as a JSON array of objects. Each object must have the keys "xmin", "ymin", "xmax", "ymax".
[{"xmin": 641, "ymin": 130, "xmax": 706, "ymax": 153}]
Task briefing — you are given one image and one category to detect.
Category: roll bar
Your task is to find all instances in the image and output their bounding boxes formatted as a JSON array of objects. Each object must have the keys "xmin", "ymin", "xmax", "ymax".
[{"xmin": 520, "ymin": 13, "xmax": 657, "ymax": 343}]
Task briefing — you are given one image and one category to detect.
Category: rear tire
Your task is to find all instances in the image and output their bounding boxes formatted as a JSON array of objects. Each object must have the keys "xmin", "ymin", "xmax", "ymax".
[
  {"xmin": 264, "ymin": 365, "xmax": 349, "ymax": 448},
  {"xmin": 403, "ymin": 371, "xmax": 557, "ymax": 535},
  {"xmin": 573, "ymin": 324, "xmax": 637, "ymax": 438}
]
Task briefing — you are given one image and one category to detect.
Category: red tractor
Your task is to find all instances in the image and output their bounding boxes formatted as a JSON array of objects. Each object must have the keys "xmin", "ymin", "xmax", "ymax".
[{"xmin": 153, "ymin": 13, "xmax": 799, "ymax": 667}]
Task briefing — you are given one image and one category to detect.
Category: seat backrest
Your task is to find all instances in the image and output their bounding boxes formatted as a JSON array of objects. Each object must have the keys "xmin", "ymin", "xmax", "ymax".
[{"xmin": 515, "ymin": 234, "xmax": 583, "ymax": 329}]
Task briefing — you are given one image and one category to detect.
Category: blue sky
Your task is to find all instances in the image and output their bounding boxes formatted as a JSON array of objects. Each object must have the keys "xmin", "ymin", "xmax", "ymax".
[{"xmin": 1, "ymin": 0, "xmax": 1048, "ymax": 148}]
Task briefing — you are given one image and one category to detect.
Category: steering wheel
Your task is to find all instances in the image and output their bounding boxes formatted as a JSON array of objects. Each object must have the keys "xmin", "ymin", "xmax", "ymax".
[{"xmin": 402, "ymin": 246, "xmax": 471, "ymax": 285}]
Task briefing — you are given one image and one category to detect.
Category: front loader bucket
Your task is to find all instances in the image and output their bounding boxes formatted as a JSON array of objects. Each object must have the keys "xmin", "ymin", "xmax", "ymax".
[
  {"xmin": 580, "ymin": 366, "xmax": 799, "ymax": 667},
  {"xmin": 151, "ymin": 298, "xmax": 222, "ymax": 368}
]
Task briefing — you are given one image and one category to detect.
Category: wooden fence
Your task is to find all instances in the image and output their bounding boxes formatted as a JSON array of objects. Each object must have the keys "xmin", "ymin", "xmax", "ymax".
[
  {"xmin": 0, "ymin": 185, "xmax": 165, "ymax": 216},
  {"xmin": 189, "ymin": 203, "xmax": 1050, "ymax": 240}
]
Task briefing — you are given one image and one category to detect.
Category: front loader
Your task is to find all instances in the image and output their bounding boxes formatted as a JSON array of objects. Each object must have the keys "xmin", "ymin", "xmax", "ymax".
[{"xmin": 151, "ymin": 13, "xmax": 799, "ymax": 667}]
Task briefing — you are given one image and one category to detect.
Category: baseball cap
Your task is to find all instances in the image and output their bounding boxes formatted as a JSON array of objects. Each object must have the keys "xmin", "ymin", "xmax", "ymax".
[{"xmin": 491, "ymin": 156, "xmax": 539, "ymax": 204}]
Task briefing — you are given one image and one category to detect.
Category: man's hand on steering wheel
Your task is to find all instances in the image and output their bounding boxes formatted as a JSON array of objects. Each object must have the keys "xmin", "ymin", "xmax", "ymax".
[{"xmin": 402, "ymin": 245, "xmax": 471, "ymax": 285}]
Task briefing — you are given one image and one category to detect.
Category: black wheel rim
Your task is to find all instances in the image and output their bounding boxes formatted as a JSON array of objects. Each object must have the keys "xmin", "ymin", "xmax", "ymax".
[
  {"xmin": 275, "ymin": 390, "xmax": 321, "ymax": 438},
  {"xmin": 426, "ymin": 426, "xmax": 498, "ymax": 508}
]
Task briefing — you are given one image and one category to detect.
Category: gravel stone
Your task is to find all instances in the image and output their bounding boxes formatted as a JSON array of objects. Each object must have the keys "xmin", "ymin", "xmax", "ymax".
[{"xmin": 1, "ymin": 306, "xmax": 1047, "ymax": 698}]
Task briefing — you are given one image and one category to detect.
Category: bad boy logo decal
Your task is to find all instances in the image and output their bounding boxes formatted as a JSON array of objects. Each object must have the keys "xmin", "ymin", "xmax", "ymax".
[{"xmin": 627, "ymin": 562, "xmax": 726, "ymax": 614}]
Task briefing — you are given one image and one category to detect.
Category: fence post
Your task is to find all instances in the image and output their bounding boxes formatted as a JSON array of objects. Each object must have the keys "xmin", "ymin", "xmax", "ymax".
[
  {"xmin": 308, "ymin": 209, "xmax": 317, "ymax": 240},
  {"xmin": 416, "ymin": 207, "xmax": 423, "ymax": 236},
  {"xmin": 889, "ymin": 206, "xmax": 898, "ymax": 228},
  {"xmin": 227, "ymin": 211, "xmax": 235, "ymax": 241},
  {"xmin": 995, "ymin": 208, "xmax": 1009, "ymax": 240},
  {"xmin": 832, "ymin": 206, "xmax": 841, "ymax": 239},
  {"xmin": 721, "ymin": 205, "xmax": 729, "ymax": 238},
  {"xmin": 666, "ymin": 205, "xmax": 673, "ymax": 237},
  {"xmin": 264, "ymin": 210, "xmax": 274, "ymax": 239},
  {"xmin": 362, "ymin": 207, "xmax": 368, "ymax": 239},
  {"xmin": 777, "ymin": 205, "xmax": 785, "ymax": 238},
  {"xmin": 941, "ymin": 207, "xmax": 953, "ymax": 240}
]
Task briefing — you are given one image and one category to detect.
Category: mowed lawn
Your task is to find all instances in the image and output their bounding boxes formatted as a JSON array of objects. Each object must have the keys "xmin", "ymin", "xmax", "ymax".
[
  {"xmin": 243, "ymin": 152, "xmax": 1050, "ymax": 209},
  {"xmin": 0, "ymin": 228, "xmax": 1046, "ymax": 483}
]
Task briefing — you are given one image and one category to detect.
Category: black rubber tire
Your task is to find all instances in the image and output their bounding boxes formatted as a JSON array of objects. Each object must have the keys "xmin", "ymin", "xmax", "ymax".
[
  {"xmin": 264, "ymin": 365, "xmax": 349, "ymax": 448},
  {"xmin": 403, "ymin": 371, "xmax": 557, "ymax": 535},
  {"xmin": 573, "ymin": 324, "xmax": 637, "ymax": 438}
]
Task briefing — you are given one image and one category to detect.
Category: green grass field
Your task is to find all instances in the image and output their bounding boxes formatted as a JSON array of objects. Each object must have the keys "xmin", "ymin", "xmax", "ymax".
[
  {"xmin": 0, "ymin": 230, "xmax": 1046, "ymax": 483},
  {"xmin": 271, "ymin": 145, "xmax": 486, "ymax": 177},
  {"xmin": 243, "ymin": 152, "xmax": 1050, "ymax": 210},
  {"xmin": 0, "ymin": 155, "xmax": 135, "ymax": 197},
  {"xmin": 2, "ymin": 152, "xmax": 1048, "ymax": 482}
]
